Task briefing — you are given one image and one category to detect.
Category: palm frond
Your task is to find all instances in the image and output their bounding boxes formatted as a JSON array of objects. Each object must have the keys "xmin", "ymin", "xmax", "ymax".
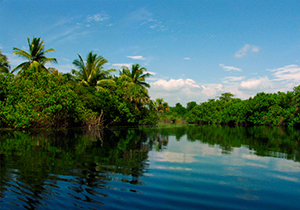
[{"xmin": 12, "ymin": 47, "xmax": 31, "ymax": 59}]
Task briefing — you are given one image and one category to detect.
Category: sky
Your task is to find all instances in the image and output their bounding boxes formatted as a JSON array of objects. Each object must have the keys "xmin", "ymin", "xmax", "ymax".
[{"xmin": 1, "ymin": 0, "xmax": 300, "ymax": 106}]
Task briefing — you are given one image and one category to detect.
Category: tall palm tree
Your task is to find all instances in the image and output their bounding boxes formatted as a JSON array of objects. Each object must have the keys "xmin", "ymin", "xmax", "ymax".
[
  {"xmin": 119, "ymin": 64, "xmax": 152, "ymax": 110},
  {"xmin": 12, "ymin": 37, "xmax": 57, "ymax": 74},
  {"xmin": 71, "ymin": 51, "xmax": 116, "ymax": 91},
  {"xmin": 0, "ymin": 50, "xmax": 10, "ymax": 73},
  {"xmin": 119, "ymin": 64, "xmax": 151, "ymax": 92}
]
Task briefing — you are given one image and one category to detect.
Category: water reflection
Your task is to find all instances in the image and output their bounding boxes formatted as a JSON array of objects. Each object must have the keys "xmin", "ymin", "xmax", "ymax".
[{"xmin": 1, "ymin": 125, "xmax": 300, "ymax": 209}]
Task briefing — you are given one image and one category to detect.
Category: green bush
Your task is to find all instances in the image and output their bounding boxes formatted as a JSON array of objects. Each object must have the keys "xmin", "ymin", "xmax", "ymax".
[{"xmin": 0, "ymin": 67, "xmax": 95, "ymax": 128}]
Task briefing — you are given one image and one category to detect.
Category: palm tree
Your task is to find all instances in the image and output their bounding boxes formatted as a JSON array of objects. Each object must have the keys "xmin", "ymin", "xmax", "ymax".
[
  {"xmin": 119, "ymin": 64, "xmax": 152, "ymax": 110},
  {"xmin": 12, "ymin": 37, "xmax": 57, "ymax": 74},
  {"xmin": 0, "ymin": 50, "xmax": 10, "ymax": 73},
  {"xmin": 71, "ymin": 51, "xmax": 116, "ymax": 91},
  {"xmin": 119, "ymin": 64, "xmax": 151, "ymax": 93},
  {"xmin": 156, "ymin": 98, "xmax": 170, "ymax": 114}
]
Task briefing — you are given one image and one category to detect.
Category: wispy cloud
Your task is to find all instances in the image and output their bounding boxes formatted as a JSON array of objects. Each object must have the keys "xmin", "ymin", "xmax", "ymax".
[
  {"xmin": 269, "ymin": 64, "xmax": 300, "ymax": 82},
  {"xmin": 235, "ymin": 44, "xmax": 260, "ymax": 58},
  {"xmin": 184, "ymin": 57, "xmax": 191, "ymax": 60},
  {"xmin": 222, "ymin": 76, "xmax": 245, "ymax": 83},
  {"xmin": 47, "ymin": 26, "xmax": 80, "ymax": 43},
  {"xmin": 112, "ymin": 63, "xmax": 132, "ymax": 68},
  {"xmin": 122, "ymin": 8, "xmax": 166, "ymax": 31},
  {"xmin": 47, "ymin": 17, "xmax": 77, "ymax": 31},
  {"xmin": 87, "ymin": 13, "xmax": 109, "ymax": 22},
  {"xmin": 56, "ymin": 30, "xmax": 90, "ymax": 44},
  {"xmin": 127, "ymin": 55, "xmax": 146, "ymax": 60},
  {"xmin": 128, "ymin": 8, "xmax": 152, "ymax": 22},
  {"xmin": 219, "ymin": 64, "xmax": 242, "ymax": 71},
  {"xmin": 149, "ymin": 21, "xmax": 167, "ymax": 31}
]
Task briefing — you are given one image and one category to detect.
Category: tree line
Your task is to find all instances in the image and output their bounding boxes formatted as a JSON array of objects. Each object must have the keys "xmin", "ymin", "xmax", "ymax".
[
  {"xmin": 1, "ymin": 37, "xmax": 299, "ymax": 129},
  {"xmin": 0, "ymin": 37, "xmax": 169, "ymax": 129},
  {"xmin": 161, "ymin": 91, "xmax": 300, "ymax": 127}
]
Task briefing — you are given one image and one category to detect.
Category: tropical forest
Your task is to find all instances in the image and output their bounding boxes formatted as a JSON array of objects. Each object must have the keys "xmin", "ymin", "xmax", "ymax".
[{"xmin": 0, "ymin": 37, "xmax": 300, "ymax": 129}]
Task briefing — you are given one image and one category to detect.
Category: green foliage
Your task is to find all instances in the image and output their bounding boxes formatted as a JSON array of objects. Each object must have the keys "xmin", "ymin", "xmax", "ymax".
[
  {"xmin": 0, "ymin": 67, "xmax": 94, "ymax": 128},
  {"xmin": 1, "ymin": 37, "xmax": 163, "ymax": 129},
  {"xmin": 185, "ymin": 87, "xmax": 300, "ymax": 127},
  {"xmin": 119, "ymin": 64, "xmax": 151, "ymax": 92},
  {"xmin": 0, "ymin": 50, "xmax": 10, "ymax": 73},
  {"xmin": 187, "ymin": 101, "xmax": 197, "ymax": 111},
  {"xmin": 159, "ymin": 102, "xmax": 187, "ymax": 123},
  {"xmin": 71, "ymin": 51, "xmax": 116, "ymax": 90},
  {"xmin": 12, "ymin": 37, "xmax": 57, "ymax": 74},
  {"xmin": 174, "ymin": 103, "xmax": 187, "ymax": 116},
  {"xmin": 7, "ymin": 36, "xmax": 300, "ymax": 129},
  {"xmin": 218, "ymin": 92, "xmax": 234, "ymax": 102}
]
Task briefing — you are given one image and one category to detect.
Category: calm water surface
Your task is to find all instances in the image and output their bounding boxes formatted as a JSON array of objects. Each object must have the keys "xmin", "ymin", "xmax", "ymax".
[{"xmin": 1, "ymin": 125, "xmax": 300, "ymax": 209}]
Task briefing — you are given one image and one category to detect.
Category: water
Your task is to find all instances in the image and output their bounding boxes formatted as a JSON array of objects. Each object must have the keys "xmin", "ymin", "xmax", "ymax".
[{"xmin": 1, "ymin": 125, "xmax": 300, "ymax": 209}]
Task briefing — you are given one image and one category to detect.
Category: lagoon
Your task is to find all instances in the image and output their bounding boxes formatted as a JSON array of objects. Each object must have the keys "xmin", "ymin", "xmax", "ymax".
[{"xmin": 1, "ymin": 125, "xmax": 300, "ymax": 209}]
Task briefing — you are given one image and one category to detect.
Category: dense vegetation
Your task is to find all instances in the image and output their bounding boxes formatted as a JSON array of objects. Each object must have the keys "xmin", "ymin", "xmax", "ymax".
[
  {"xmin": 161, "ymin": 90, "xmax": 300, "ymax": 127},
  {"xmin": 1, "ymin": 37, "xmax": 300, "ymax": 129},
  {"xmin": 0, "ymin": 37, "xmax": 167, "ymax": 129}
]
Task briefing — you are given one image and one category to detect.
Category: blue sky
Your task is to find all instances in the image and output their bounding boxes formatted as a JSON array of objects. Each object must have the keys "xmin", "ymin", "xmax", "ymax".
[{"xmin": 1, "ymin": 0, "xmax": 300, "ymax": 106}]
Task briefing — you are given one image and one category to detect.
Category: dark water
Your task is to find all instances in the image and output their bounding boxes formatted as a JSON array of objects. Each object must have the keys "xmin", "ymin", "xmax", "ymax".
[{"xmin": 1, "ymin": 125, "xmax": 300, "ymax": 209}]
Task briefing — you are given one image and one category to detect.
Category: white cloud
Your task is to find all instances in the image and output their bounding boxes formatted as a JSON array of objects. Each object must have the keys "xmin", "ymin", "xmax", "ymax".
[
  {"xmin": 151, "ymin": 79, "xmax": 188, "ymax": 91},
  {"xmin": 270, "ymin": 64, "xmax": 300, "ymax": 83},
  {"xmin": 222, "ymin": 76, "xmax": 246, "ymax": 83},
  {"xmin": 87, "ymin": 13, "xmax": 109, "ymax": 22},
  {"xmin": 127, "ymin": 55, "xmax": 146, "ymax": 60},
  {"xmin": 251, "ymin": 46, "xmax": 260, "ymax": 52},
  {"xmin": 150, "ymin": 78, "xmax": 200, "ymax": 92},
  {"xmin": 148, "ymin": 64, "xmax": 300, "ymax": 106},
  {"xmin": 235, "ymin": 44, "xmax": 260, "ymax": 58},
  {"xmin": 219, "ymin": 64, "xmax": 242, "ymax": 71},
  {"xmin": 184, "ymin": 57, "xmax": 191, "ymax": 60},
  {"xmin": 185, "ymin": 78, "xmax": 201, "ymax": 88},
  {"xmin": 112, "ymin": 63, "xmax": 132, "ymax": 68},
  {"xmin": 201, "ymin": 84, "xmax": 223, "ymax": 97},
  {"xmin": 149, "ymin": 78, "xmax": 226, "ymax": 106},
  {"xmin": 239, "ymin": 76, "xmax": 272, "ymax": 91}
]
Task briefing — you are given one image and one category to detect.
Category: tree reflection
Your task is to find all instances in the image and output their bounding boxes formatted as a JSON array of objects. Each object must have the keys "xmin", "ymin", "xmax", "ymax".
[
  {"xmin": 0, "ymin": 128, "xmax": 151, "ymax": 208},
  {"xmin": 1, "ymin": 125, "xmax": 300, "ymax": 209}
]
